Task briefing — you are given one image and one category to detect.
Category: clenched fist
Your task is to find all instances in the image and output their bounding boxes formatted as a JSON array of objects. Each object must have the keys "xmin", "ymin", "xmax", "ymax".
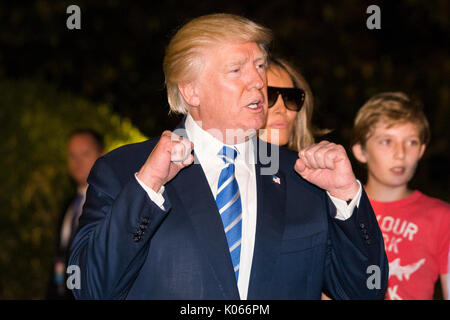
[
  {"xmin": 136, "ymin": 131, "xmax": 194, "ymax": 192},
  {"xmin": 294, "ymin": 140, "xmax": 359, "ymax": 201}
]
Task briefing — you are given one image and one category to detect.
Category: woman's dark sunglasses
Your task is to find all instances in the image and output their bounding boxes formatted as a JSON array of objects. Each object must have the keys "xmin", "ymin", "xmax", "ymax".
[{"xmin": 267, "ymin": 86, "xmax": 305, "ymax": 112}]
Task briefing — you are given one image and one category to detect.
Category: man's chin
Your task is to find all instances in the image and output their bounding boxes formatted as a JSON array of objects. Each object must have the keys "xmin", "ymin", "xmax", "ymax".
[
  {"xmin": 246, "ymin": 110, "xmax": 266, "ymax": 126},
  {"xmin": 223, "ymin": 127, "xmax": 258, "ymax": 144},
  {"xmin": 252, "ymin": 117, "xmax": 266, "ymax": 132}
]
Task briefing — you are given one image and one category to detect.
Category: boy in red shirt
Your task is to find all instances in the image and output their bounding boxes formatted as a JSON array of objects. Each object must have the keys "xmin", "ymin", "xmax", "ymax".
[{"xmin": 351, "ymin": 92, "xmax": 449, "ymax": 300}]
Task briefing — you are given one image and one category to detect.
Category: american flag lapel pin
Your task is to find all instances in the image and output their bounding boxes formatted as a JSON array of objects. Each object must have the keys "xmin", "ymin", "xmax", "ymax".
[{"xmin": 272, "ymin": 175, "xmax": 281, "ymax": 185}]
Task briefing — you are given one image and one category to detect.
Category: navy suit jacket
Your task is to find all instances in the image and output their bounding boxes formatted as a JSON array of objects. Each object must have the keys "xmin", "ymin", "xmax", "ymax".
[{"xmin": 69, "ymin": 121, "xmax": 388, "ymax": 300}]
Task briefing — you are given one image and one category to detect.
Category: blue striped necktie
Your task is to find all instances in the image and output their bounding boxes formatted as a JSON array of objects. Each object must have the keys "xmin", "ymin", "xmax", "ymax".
[{"xmin": 216, "ymin": 146, "xmax": 242, "ymax": 282}]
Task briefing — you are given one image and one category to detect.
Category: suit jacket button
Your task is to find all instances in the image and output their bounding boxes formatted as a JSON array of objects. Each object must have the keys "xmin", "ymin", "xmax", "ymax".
[
  {"xmin": 364, "ymin": 234, "xmax": 370, "ymax": 240},
  {"xmin": 142, "ymin": 218, "xmax": 150, "ymax": 225},
  {"xmin": 359, "ymin": 223, "xmax": 365, "ymax": 229},
  {"xmin": 366, "ymin": 239, "xmax": 371, "ymax": 245},
  {"xmin": 133, "ymin": 236, "xmax": 141, "ymax": 242},
  {"xmin": 139, "ymin": 224, "xmax": 147, "ymax": 231}
]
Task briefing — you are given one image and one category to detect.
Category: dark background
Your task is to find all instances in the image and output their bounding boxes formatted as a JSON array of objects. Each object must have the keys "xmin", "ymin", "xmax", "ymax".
[
  {"xmin": 0, "ymin": 0, "xmax": 448, "ymax": 298},
  {"xmin": 2, "ymin": 0, "xmax": 448, "ymax": 196}
]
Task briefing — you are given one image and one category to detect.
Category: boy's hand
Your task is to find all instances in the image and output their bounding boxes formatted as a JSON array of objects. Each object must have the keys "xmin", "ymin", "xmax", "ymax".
[{"xmin": 294, "ymin": 140, "xmax": 360, "ymax": 201}]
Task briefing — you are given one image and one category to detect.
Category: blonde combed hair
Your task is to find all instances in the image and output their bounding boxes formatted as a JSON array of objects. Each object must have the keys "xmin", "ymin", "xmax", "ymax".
[
  {"xmin": 163, "ymin": 13, "xmax": 272, "ymax": 114},
  {"xmin": 352, "ymin": 92, "xmax": 430, "ymax": 147}
]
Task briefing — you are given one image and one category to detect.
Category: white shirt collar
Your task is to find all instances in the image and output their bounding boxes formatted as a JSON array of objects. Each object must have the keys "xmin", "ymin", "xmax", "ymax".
[
  {"xmin": 184, "ymin": 114, "xmax": 255, "ymax": 170},
  {"xmin": 77, "ymin": 184, "xmax": 88, "ymax": 196}
]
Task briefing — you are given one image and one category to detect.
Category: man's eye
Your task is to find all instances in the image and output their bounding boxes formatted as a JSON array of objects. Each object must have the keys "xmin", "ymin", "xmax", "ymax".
[
  {"xmin": 257, "ymin": 63, "xmax": 267, "ymax": 70},
  {"xmin": 380, "ymin": 139, "xmax": 390, "ymax": 145},
  {"xmin": 408, "ymin": 140, "xmax": 419, "ymax": 146}
]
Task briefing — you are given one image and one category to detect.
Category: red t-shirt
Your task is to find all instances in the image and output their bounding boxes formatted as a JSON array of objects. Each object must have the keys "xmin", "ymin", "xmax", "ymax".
[{"xmin": 370, "ymin": 191, "xmax": 450, "ymax": 300}]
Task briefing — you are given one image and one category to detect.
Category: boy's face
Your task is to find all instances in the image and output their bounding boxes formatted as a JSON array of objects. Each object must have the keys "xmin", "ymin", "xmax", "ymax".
[{"xmin": 352, "ymin": 121, "xmax": 426, "ymax": 189}]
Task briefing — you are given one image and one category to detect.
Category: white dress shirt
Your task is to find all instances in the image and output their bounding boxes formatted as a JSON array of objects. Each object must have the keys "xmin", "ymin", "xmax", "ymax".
[
  {"xmin": 135, "ymin": 113, "xmax": 362, "ymax": 299},
  {"xmin": 60, "ymin": 185, "xmax": 88, "ymax": 250}
]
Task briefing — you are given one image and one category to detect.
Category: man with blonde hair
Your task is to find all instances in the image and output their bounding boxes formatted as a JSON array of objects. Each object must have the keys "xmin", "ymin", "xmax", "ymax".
[{"xmin": 69, "ymin": 14, "xmax": 388, "ymax": 300}]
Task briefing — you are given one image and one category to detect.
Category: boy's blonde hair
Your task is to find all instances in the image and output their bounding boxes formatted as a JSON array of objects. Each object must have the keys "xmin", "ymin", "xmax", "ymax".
[
  {"xmin": 163, "ymin": 13, "xmax": 272, "ymax": 114},
  {"xmin": 352, "ymin": 92, "xmax": 430, "ymax": 147}
]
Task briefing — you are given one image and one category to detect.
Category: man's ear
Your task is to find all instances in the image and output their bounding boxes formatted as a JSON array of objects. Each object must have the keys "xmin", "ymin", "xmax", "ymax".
[
  {"xmin": 352, "ymin": 143, "xmax": 368, "ymax": 164},
  {"xmin": 178, "ymin": 82, "xmax": 200, "ymax": 107}
]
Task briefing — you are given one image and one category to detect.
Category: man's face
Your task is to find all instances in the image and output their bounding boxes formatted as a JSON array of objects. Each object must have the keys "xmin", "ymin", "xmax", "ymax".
[
  {"xmin": 191, "ymin": 42, "xmax": 268, "ymax": 143},
  {"xmin": 359, "ymin": 122, "xmax": 426, "ymax": 189},
  {"xmin": 67, "ymin": 134, "xmax": 103, "ymax": 187}
]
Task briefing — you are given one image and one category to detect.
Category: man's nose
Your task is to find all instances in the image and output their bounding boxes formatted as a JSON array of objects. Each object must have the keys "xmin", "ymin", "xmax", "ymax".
[{"xmin": 247, "ymin": 66, "xmax": 265, "ymax": 90}]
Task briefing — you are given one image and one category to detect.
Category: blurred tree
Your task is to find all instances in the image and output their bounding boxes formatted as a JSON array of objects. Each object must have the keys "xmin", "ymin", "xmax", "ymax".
[{"xmin": 0, "ymin": 79, "xmax": 146, "ymax": 299}]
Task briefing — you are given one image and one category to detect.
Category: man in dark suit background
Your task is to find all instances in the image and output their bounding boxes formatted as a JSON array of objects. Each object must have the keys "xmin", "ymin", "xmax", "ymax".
[
  {"xmin": 69, "ymin": 14, "xmax": 388, "ymax": 299},
  {"xmin": 47, "ymin": 129, "xmax": 103, "ymax": 299}
]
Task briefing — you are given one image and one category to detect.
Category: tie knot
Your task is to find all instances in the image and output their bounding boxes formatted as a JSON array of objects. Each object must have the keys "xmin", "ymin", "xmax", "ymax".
[{"xmin": 218, "ymin": 146, "xmax": 238, "ymax": 164}]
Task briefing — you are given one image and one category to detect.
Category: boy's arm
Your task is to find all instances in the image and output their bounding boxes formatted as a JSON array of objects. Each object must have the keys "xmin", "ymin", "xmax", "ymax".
[{"xmin": 440, "ymin": 274, "xmax": 448, "ymax": 300}]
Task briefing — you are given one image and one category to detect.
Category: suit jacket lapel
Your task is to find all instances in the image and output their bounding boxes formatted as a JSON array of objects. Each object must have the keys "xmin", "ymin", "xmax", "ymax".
[
  {"xmin": 247, "ymin": 138, "xmax": 287, "ymax": 299},
  {"xmin": 167, "ymin": 120, "xmax": 287, "ymax": 299},
  {"xmin": 166, "ymin": 118, "xmax": 240, "ymax": 299}
]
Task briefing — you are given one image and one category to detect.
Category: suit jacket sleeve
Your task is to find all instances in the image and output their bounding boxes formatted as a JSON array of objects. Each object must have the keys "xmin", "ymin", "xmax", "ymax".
[
  {"xmin": 68, "ymin": 156, "xmax": 171, "ymax": 299},
  {"xmin": 323, "ymin": 189, "xmax": 389, "ymax": 299}
]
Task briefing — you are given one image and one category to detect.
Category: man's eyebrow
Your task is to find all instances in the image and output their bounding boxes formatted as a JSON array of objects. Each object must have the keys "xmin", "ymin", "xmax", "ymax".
[
  {"xmin": 254, "ymin": 56, "xmax": 266, "ymax": 63},
  {"xmin": 224, "ymin": 56, "xmax": 266, "ymax": 69},
  {"xmin": 225, "ymin": 58, "xmax": 247, "ymax": 67}
]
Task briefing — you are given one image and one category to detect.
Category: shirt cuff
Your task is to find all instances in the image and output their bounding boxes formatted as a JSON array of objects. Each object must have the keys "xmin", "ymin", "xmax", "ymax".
[
  {"xmin": 327, "ymin": 180, "xmax": 362, "ymax": 221},
  {"xmin": 134, "ymin": 173, "xmax": 166, "ymax": 211}
]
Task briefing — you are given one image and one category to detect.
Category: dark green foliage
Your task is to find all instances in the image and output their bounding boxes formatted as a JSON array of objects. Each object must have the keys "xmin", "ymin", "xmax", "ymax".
[{"xmin": 0, "ymin": 79, "xmax": 146, "ymax": 299}]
